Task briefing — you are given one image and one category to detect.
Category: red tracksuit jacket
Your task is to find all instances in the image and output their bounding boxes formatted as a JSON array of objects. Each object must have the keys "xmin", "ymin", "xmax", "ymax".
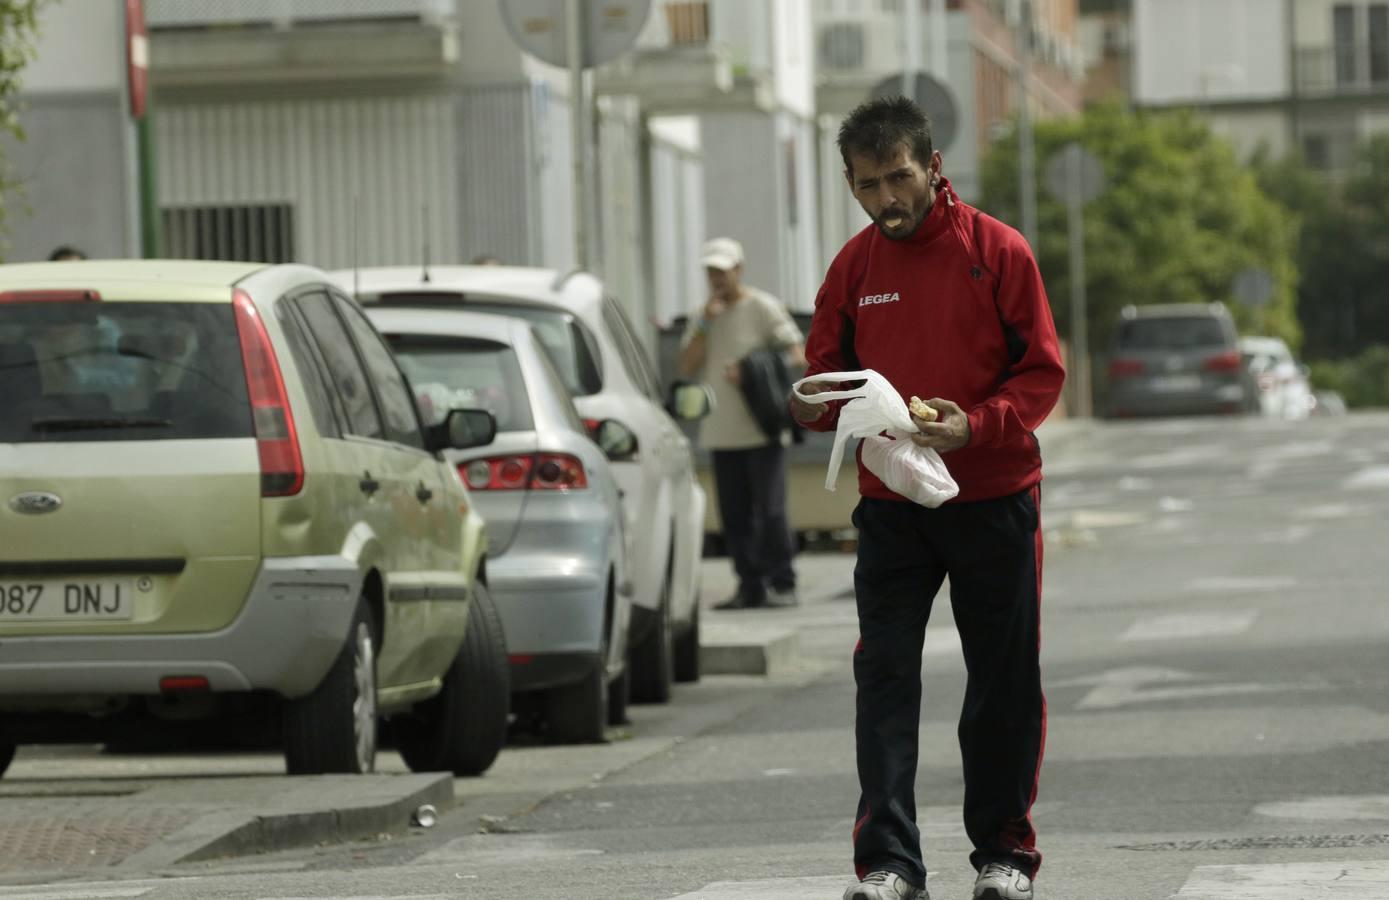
[{"xmin": 799, "ymin": 180, "xmax": 1066, "ymax": 504}]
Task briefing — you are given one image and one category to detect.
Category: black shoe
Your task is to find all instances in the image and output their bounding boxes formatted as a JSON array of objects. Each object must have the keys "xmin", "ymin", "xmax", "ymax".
[{"xmin": 714, "ymin": 592, "xmax": 765, "ymax": 610}]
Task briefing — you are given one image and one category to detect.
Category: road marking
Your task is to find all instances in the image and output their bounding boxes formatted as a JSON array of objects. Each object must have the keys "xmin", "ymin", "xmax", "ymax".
[
  {"xmin": 671, "ymin": 876, "xmax": 859, "ymax": 898},
  {"xmin": 1052, "ymin": 665, "xmax": 1323, "ymax": 711},
  {"xmin": 1255, "ymin": 794, "xmax": 1389, "ymax": 821},
  {"xmin": 1172, "ymin": 859, "xmax": 1389, "ymax": 897},
  {"xmin": 1186, "ymin": 576, "xmax": 1296, "ymax": 593},
  {"xmin": 0, "ymin": 890, "xmax": 150, "ymax": 899},
  {"xmin": 1120, "ymin": 611, "xmax": 1257, "ymax": 642},
  {"xmin": 1345, "ymin": 465, "xmax": 1389, "ymax": 490},
  {"xmin": 1068, "ymin": 509, "xmax": 1148, "ymax": 529}
]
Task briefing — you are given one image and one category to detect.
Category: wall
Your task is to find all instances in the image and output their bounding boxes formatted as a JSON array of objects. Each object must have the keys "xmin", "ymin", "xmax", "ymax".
[
  {"xmin": 4, "ymin": 0, "xmax": 137, "ymax": 261},
  {"xmin": 1133, "ymin": 0, "xmax": 1289, "ymax": 103},
  {"xmin": 156, "ymin": 93, "xmax": 459, "ymax": 270}
]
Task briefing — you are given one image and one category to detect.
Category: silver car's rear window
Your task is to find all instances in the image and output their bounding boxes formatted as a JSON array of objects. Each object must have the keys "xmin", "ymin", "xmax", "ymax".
[
  {"xmin": 385, "ymin": 335, "xmax": 534, "ymax": 433},
  {"xmin": 1118, "ymin": 317, "xmax": 1228, "ymax": 350},
  {"xmin": 0, "ymin": 301, "xmax": 251, "ymax": 443}
]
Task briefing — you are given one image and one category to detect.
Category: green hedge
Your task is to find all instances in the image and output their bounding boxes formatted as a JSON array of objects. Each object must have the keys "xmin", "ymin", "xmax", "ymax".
[{"xmin": 1308, "ymin": 345, "xmax": 1389, "ymax": 408}]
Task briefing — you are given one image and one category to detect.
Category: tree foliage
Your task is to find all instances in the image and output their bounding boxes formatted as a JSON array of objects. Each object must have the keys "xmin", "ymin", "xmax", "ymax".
[
  {"xmin": 0, "ymin": 0, "xmax": 43, "ymax": 245},
  {"xmin": 978, "ymin": 102, "xmax": 1300, "ymax": 361},
  {"xmin": 1254, "ymin": 138, "xmax": 1389, "ymax": 361}
]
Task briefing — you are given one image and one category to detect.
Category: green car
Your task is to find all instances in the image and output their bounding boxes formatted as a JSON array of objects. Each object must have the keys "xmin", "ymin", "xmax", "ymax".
[{"xmin": 0, "ymin": 260, "xmax": 508, "ymax": 776}]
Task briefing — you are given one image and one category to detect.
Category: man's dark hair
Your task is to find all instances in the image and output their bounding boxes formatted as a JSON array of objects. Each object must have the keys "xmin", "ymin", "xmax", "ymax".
[
  {"xmin": 47, "ymin": 245, "xmax": 87, "ymax": 261},
  {"xmin": 837, "ymin": 96, "xmax": 934, "ymax": 175}
]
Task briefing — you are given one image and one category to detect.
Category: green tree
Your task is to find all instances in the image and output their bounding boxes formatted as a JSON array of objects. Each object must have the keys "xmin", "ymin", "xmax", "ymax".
[
  {"xmin": 0, "ymin": 0, "xmax": 43, "ymax": 247},
  {"xmin": 1255, "ymin": 138, "xmax": 1389, "ymax": 360},
  {"xmin": 979, "ymin": 102, "xmax": 1300, "ymax": 362}
]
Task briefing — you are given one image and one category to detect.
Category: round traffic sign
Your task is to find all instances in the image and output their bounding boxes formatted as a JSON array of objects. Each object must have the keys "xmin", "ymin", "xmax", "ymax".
[
  {"xmin": 1044, "ymin": 143, "xmax": 1105, "ymax": 204},
  {"xmin": 500, "ymin": 0, "xmax": 652, "ymax": 70},
  {"xmin": 869, "ymin": 72, "xmax": 959, "ymax": 153}
]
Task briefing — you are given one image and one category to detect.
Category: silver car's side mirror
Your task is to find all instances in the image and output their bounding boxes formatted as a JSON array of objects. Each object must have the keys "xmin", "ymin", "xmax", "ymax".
[
  {"xmin": 666, "ymin": 382, "xmax": 715, "ymax": 421},
  {"xmin": 593, "ymin": 419, "xmax": 639, "ymax": 462},
  {"xmin": 430, "ymin": 408, "xmax": 496, "ymax": 453}
]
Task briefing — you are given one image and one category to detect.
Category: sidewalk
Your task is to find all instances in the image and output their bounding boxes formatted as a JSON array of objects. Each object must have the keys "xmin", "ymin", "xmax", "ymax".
[{"xmin": 0, "ymin": 767, "xmax": 451, "ymax": 883}]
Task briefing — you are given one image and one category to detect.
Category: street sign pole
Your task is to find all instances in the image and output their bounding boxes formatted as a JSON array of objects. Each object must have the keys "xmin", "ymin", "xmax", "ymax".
[
  {"xmin": 1066, "ymin": 148, "xmax": 1090, "ymax": 419},
  {"xmin": 566, "ymin": 0, "xmax": 588, "ymax": 270}
]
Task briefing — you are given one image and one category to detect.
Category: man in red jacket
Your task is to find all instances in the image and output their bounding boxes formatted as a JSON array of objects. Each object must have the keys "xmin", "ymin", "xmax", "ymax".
[{"xmin": 791, "ymin": 97, "xmax": 1065, "ymax": 900}]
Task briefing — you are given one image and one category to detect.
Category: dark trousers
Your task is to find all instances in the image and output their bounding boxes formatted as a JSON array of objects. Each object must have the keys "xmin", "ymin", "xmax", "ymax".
[
  {"xmin": 711, "ymin": 444, "xmax": 797, "ymax": 600},
  {"xmin": 851, "ymin": 488, "xmax": 1046, "ymax": 887}
]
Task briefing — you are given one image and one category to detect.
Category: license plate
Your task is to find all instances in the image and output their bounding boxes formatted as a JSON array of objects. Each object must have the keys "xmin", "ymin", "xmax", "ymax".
[
  {"xmin": 0, "ymin": 579, "xmax": 135, "ymax": 621},
  {"xmin": 1149, "ymin": 375, "xmax": 1201, "ymax": 392}
]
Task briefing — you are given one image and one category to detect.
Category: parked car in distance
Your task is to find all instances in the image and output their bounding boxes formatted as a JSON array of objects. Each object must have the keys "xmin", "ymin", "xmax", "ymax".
[
  {"xmin": 1238, "ymin": 336, "xmax": 1313, "ymax": 420},
  {"xmin": 365, "ymin": 305, "xmax": 632, "ymax": 744},
  {"xmin": 1105, "ymin": 303, "xmax": 1246, "ymax": 418},
  {"xmin": 1311, "ymin": 389, "xmax": 1348, "ymax": 417},
  {"xmin": 0, "ymin": 261, "xmax": 509, "ymax": 778},
  {"xmin": 336, "ymin": 265, "xmax": 707, "ymax": 706}
]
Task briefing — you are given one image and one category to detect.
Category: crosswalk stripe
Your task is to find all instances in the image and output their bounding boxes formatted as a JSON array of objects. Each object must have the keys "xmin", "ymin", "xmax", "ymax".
[
  {"xmin": 1120, "ymin": 611, "xmax": 1256, "ymax": 642},
  {"xmin": 671, "ymin": 876, "xmax": 850, "ymax": 898},
  {"xmin": 0, "ymin": 889, "xmax": 150, "ymax": 900},
  {"xmin": 1174, "ymin": 859, "xmax": 1389, "ymax": 897}
]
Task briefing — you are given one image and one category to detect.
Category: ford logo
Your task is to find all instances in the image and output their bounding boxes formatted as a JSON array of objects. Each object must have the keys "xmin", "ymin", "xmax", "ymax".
[{"xmin": 8, "ymin": 492, "xmax": 62, "ymax": 515}]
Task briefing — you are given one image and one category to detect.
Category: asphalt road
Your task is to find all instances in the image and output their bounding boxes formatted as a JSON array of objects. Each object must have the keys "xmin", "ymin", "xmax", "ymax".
[{"xmin": 6, "ymin": 412, "xmax": 1389, "ymax": 899}]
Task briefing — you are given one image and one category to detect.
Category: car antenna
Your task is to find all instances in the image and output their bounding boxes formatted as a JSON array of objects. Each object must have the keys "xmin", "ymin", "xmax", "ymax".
[
  {"xmin": 421, "ymin": 203, "xmax": 431, "ymax": 284},
  {"xmin": 352, "ymin": 195, "xmax": 361, "ymax": 300}
]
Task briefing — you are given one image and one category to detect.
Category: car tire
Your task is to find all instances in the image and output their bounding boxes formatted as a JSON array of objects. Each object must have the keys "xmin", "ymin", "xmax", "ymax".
[
  {"xmin": 0, "ymin": 740, "xmax": 14, "ymax": 778},
  {"xmin": 283, "ymin": 596, "xmax": 378, "ymax": 775},
  {"xmin": 396, "ymin": 581, "xmax": 511, "ymax": 776},
  {"xmin": 544, "ymin": 648, "xmax": 609, "ymax": 745},
  {"xmin": 673, "ymin": 598, "xmax": 701, "ymax": 684},
  {"xmin": 629, "ymin": 560, "xmax": 675, "ymax": 704},
  {"xmin": 607, "ymin": 664, "xmax": 630, "ymax": 726}
]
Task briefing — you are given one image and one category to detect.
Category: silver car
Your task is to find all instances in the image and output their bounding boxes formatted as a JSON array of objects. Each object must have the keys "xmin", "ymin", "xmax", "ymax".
[
  {"xmin": 336, "ymin": 266, "xmax": 708, "ymax": 707},
  {"xmin": 365, "ymin": 307, "xmax": 632, "ymax": 744},
  {"xmin": 1105, "ymin": 303, "xmax": 1247, "ymax": 418}
]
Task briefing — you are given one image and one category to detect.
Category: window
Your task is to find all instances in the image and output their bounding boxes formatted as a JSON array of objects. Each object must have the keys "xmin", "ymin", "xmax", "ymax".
[
  {"xmin": 1302, "ymin": 134, "xmax": 1331, "ymax": 169},
  {"xmin": 276, "ymin": 302, "xmax": 341, "ymax": 439},
  {"xmin": 1118, "ymin": 317, "xmax": 1229, "ymax": 350},
  {"xmin": 1371, "ymin": 4, "xmax": 1389, "ymax": 82},
  {"xmin": 1334, "ymin": 4, "xmax": 1358, "ymax": 86},
  {"xmin": 601, "ymin": 297, "xmax": 662, "ymax": 401},
  {"xmin": 0, "ymin": 301, "xmax": 251, "ymax": 444},
  {"xmin": 163, "ymin": 204, "xmax": 295, "ymax": 263},
  {"xmin": 333, "ymin": 295, "xmax": 424, "ymax": 450},
  {"xmin": 386, "ymin": 336, "xmax": 534, "ymax": 434},
  {"xmin": 296, "ymin": 292, "xmax": 383, "ymax": 440},
  {"xmin": 459, "ymin": 300, "xmax": 604, "ymax": 397}
]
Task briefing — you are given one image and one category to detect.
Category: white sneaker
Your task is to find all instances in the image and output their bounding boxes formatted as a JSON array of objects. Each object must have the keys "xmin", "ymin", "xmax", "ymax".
[
  {"xmin": 843, "ymin": 870, "xmax": 928, "ymax": 900},
  {"xmin": 972, "ymin": 862, "xmax": 1033, "ymax": 900}
]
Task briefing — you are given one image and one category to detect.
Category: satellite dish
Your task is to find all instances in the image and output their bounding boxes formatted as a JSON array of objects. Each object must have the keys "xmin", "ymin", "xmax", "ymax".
[{"xmin": 869, "ymin": 72, "xmax": 959, "ymax": 152}]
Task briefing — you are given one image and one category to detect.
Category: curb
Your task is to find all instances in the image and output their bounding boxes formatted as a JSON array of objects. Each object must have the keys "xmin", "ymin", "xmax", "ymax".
[
  {"xmin": 701, "ymin": 624, "xmax": 801, "ymax": 676},
  {"xmin": 116, "ymin": 773, "xmax": 455, "ymax": 870}
]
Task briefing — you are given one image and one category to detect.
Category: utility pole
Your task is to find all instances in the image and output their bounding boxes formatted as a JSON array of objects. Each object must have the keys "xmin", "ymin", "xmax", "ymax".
[
  {"xmin": 1016, "ymin": 0, "xmax": 1038, "ymax": 249},
  {"xmin": 566, "ymin": 0, "xmax": 589, "ymax": 270}
]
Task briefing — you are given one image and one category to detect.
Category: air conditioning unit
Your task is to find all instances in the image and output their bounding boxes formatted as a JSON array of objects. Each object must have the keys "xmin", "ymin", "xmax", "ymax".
[{"xmin": 818, "ymin": 17, "xmax": 901, "ymax": 74}]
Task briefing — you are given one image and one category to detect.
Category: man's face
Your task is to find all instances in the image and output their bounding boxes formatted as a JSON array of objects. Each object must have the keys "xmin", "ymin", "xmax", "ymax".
[
  {"xmin": 845, "ymin": 144, "xmax": 942, "ymax": 241},
  {"xmin": 706, "ymin": 265, "xmax": 741, "ymax": 302}
]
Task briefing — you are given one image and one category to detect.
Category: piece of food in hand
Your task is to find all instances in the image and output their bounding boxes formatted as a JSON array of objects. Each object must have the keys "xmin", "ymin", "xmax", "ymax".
[{"xmin": 908, "ymin": 396, "xmax": 939, "ymax": 423}]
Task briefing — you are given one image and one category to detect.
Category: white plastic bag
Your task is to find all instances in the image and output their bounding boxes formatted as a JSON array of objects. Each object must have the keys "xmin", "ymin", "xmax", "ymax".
[{"xmin": 791, "ymin": 369, "xmax": 959, "ymax": 508}]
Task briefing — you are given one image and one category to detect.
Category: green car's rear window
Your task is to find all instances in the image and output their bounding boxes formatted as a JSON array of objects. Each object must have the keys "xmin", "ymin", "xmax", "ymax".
[
  {"xmin": 386, "ymin": 335, "xmax": 534, "ymax": 434},
  {"xmin": 0, "ymin": 301, "xmax": 251, "ymax": 443}
]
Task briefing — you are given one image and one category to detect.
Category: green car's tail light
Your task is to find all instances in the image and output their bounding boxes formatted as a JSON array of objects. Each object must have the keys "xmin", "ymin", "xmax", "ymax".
[{"xmin": 233, "ymin": 289, "xmax": 304, "ymax": 497}]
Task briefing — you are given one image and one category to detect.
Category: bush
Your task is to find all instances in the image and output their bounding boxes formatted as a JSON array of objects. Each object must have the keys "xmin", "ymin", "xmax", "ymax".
[{"xmin": 1308, "ymin": 345, "xmax": 1389, "ymax": 408}]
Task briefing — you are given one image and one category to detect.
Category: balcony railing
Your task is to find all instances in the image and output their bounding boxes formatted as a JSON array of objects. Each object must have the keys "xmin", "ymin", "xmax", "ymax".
[
  {"xmin": 1296, "ymin": 44, "xmax": 1389, "ymax": 94},
  {"xmin": 144, "ymin": 0, "xmax": 451, "ymax": 29}
]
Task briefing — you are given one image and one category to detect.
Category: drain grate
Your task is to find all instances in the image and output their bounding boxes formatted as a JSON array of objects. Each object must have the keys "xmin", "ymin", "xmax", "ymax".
[{"xmin": 1120, "ymin": 833, "xmax": 1389, "ymax": 852}]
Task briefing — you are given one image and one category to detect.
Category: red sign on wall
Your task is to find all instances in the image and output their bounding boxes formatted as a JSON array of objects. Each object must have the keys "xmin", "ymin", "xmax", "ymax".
[{"xmin": 126, "ymin": 0, "xmax": 148, "ymax": 120}]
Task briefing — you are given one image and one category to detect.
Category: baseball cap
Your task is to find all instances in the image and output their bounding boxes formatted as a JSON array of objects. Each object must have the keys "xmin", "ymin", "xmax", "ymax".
[{"xmin": 700, "ymin": 237, "xmax": 744, "ymax": 271}]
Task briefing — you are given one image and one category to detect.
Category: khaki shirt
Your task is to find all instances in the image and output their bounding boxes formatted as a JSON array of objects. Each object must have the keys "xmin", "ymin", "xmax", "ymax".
[{"xmin": 681, "ymin": 287, "xmax": 802, "ymax": 450}]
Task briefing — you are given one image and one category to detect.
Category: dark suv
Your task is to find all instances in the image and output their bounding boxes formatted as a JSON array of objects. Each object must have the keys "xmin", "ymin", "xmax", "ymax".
[{"xmin": 1105, "ymin": 303, "xmax": 1247, "ymax": 418}]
